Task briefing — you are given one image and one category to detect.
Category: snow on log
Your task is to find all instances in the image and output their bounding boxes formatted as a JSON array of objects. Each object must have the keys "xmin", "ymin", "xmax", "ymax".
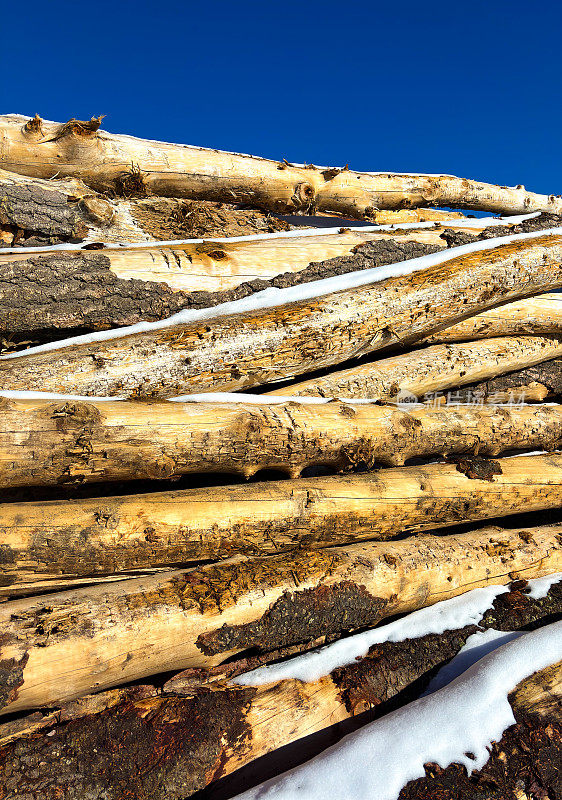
[
  {"xmin": 2, "ymin": 115, "xmax": 562, "ymax": 218},
  {"xmin": 3, "ymin": 231, "xmax": 562, "ymax": 396},
  {"xmin": 3, "ymin": 452, "xmax": 562, "ymax": 586},
  {"xmin": 267, "ymin": 335, "xmax": 562, "ymax": 399},
  {"xmin": 1, "ymin": 523, "xmax": 561, "ymax": 715},
  {"xmin": 4, "ymin": 397, "xmax": 562, "ymax": 489},
  {"xmin": 0, "ymin": 577, "xmax": 560, "ymax": 800},
  {"xmin": 233, "ymin": 624, "xmax": 562, "ymax": 800}
]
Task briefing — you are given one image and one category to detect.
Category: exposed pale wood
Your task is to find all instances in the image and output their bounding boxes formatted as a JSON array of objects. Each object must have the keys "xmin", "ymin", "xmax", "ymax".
[
  {"xmin": 2, "ymin": 452, "xmax": 562, "ymax": 587},
  {"xmin": 3, "ymin": 234, "xmax": 562, "ymax": 397},
  {"xmin": 1, "ymin": 523, "xmax": 560, "ymax": 715},
  {"xmin": 441, "ymin": 357, "xmax": 562, "ymax": 404},
  {"xmin": 426, "ymin": 293, "xmax": 562, "ymax": 342},
  {"xmin": 0, "ymin": 581, "xmax": 559, "ymax": 800},
  {"xmin": 4, "ymin": 397, "xmax": 562, "ymax": 489},
  {"xmin": 268, "ymin": 336, "xmax": 562, "ymax": 399},
  {"xmin": 2, "ymin": 115, "xmax": 562, "ymax": 218}
]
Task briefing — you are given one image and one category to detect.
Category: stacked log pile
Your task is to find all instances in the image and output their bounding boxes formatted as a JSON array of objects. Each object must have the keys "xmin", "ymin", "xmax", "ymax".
[{"xmin": 0, "ymin": 114, "xmax": 561, "ymax": 800}]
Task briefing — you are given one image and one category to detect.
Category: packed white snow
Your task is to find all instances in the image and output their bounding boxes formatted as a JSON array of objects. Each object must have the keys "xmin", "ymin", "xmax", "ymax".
[
  {"xmin": 422, "ymin": 629, "xmax": 523, "ymax": 694},
  {"xmin": 233, "ymin": 621, "xmax": 562, "ymax": 800},
  {"xmin": 3, "ymin": 225, "xmax": 562, "ymax": 361},
  {"xmin": 527, "ymin": 571, "xmax": 562, "ymax": 599}
]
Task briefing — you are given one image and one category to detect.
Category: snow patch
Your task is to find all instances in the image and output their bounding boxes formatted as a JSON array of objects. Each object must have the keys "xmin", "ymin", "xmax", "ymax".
[
  {"xmin": 3, "ymin": 225, "xmax": 562, "ymax": 362},
  {"xmin": 526, "ymin": 571, "xmax": 562, "ymax": 599},
  {"xmin": 235, "ymin": 585, "xmax": 509, "ymax": 686},
  {"xmin": 233, "ymin": 621, "xmax": 562, "ymax": 800}
]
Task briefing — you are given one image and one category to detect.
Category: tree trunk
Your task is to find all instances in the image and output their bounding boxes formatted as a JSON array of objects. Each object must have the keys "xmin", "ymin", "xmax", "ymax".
[
  {"xmin": 4, "ymin": 397, "xmax": 562, "ymax": 489},
  {"xmin": 3, "ymin": 233, "xmax": 562, "ymax": 397},
  {"xmin": 1, "ymin": 523, "xmax": 560, "ymax": 715},
  {"xmin": 2, "ymin": 115, "xmax": 562, "ymax": 218},
  {"xmin": 3, "ymin": 451, "xmax": 562, "ymax": 587},
  {"xmin": 0, "ymin": 577, "xmax": 559, "ymax": 800},
  {"xmin": 426, "ymin": 293, "xmax": 562, "ymax": 342},
  {"xmin": 267, "ymin": 335, "xmax": 562, "ymax": 399}
]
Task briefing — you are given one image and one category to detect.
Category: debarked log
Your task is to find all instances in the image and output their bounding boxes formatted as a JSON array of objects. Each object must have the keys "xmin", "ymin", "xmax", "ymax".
[
  {"xmin": 0, "ymin": 523, "xmax": 560, "ymax": 715},
  {"xmin": 426, "ymin": 292, "xmax": 562, "ymax": 342},
  {"xmin": 3, "ymin": 233, "xmax": 562, "ymax": 396},
  {"xmin": 267, "ymin": 335, "xmax": 562, "ymax": 399},
  {"xmin": 2, "ymin": 114, "xmax": 562, "ymax": 218},
  {"xmin": 4, "ymin": 397, "xmax": 562, "ymax": 489},
  {"xmin": 3, "ymin": 451, "xmax": 562, "ymax": 586},
  {"xmin": 440, "ymin": 357, "xmax": 562, "ymax": 404},
  {"xmin": 0, "ymin": 578, "xmax": 559, "ymax": 800}
]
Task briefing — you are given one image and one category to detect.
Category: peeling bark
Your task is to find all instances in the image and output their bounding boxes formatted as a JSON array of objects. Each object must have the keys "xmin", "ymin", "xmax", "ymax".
[
  {"xmin": 0, "ymin": 523, "xmax": 560, "ymax": 715},
  {"xmin": 4, "ymin": 398, "xmax": 562, "ymax": 489},
  {"xmin": 0, "ymin": 580, "xmax": 559, "ymax": 799},
  {"xmin": 2, "ymin": 115, "xmax": 562, "ymax": 218},
  {"xmin": 3, "ymin": 452, "xmax": 562, "ymax": 586},
  {"xmin": 269, "ymin": 335, "xmax": 562, "ymax": 399},
  {"xmin": 3, "ymin": 234, "xmax": 562, "ymax": 396}
]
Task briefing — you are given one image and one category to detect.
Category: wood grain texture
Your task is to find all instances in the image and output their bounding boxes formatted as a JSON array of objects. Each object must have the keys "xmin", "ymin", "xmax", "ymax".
[{"xmin": 2, "ymin": 115, "xmax": 562, "ymax": 217}]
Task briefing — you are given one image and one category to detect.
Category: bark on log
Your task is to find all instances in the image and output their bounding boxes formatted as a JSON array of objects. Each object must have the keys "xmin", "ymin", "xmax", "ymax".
[
  {"xmin": 3, "ymin": 233, "xmax": 562, "ymax": 397},
  {"xmin": 267, "ymin": 335, "xmax": 562, "ymax": 399},
  {"xmin": 0, "ymin": 578, "xmax": 559, "ymax": 800},
  {"xmin": 441, "ymin": 357, "xmax": 562, "ymax": 404},
  {"xmin": 3, "ymin": 451, "xmax": 562, "ymax": 586},
  {"xmin": 426, "ymin": 292, "xmax": 562, "ymax": 342},
  {"xmin": 0, "ymin": 168, "xmax": 303, "ymax": 247},
  {"xmin": 2, "ymin": 115, "xmax": 562, "ymax": 218},
  {"xmin": 0, "ymin": 236, "xmax": 443, "ymax": 337},
  {"xmin": 0, "ymin": 523, "xmax": 560, "ymax": 715},
  {"xmin": 4, "ymin": 397, "xmax": 562, "ymax": 489}
]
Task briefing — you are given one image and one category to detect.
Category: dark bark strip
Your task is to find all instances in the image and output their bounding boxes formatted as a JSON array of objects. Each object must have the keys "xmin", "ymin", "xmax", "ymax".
[
  {"xmin": 0, "ymin": 579, "xmax": 559, "ymax": 800},
  {"xmin": 442, "ymin": 356, "xmax": 562, "ymax": 403},
  {"xmin": 0, "ymin": 179, "xmax": 86, "ymax": 247},
  {"xmin": 0, "ymin": 239, "xmax": 441, "ymax": 337}
]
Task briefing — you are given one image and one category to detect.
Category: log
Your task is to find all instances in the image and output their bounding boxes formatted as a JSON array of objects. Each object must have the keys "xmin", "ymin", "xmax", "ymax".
[
  {"xmin": 4, "ymin": 397, "xmax": 562, "ymax": 489},
  {"xmin": 0, "ymin": 234, "xmax": 443, "ymax": 337},
  {"xmin": 3, "ymin": 232, "xmax": 562, "ymax": 397},
  {"xmin": 1, "ymin": 523, "xmax": 560, "ymax": 715},
  {"xmin": 0, "ymin": 167, "xmax": 302, "ymax": 248},
  {"xmin": 3, "ymin": 451, "xmax": 562, "ymax": 586},
  {"xmin": 426, "ymin": 292, "xmax": 562, "ymax": 342},
  {"xmin": 2, "ymin": 114, "xmax": 562, "ymax": 218},
  {"xmin": 267, "ymin": 335, "xmax": 562, "ymax": 399},
  {"xmin": 0, "ymin": 576, "xmax": 559, "ymax": 800},
  {"xmin": 441, "ymin": 357, "xmax": 562, "ymax": 404}
]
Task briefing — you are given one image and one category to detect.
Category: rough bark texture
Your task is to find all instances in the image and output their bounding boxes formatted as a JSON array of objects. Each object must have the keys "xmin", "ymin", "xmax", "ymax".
[
  {"xmin": 4, "ymin": 234, "xmax": 562, "ymax": 396},
  {"xmin": 0, "ymin": 238, "xmax": 442, "ymax": 337},
  {"xmin": 0, "ymin": 579, "xmax": 559, "ymax": 800},
  {"xmin": 269, "ymin": 335, "xmax": 562, "ymax": 400},
  {"xmin": 1, "ymin": 523, "xmax": 560, "ymax": 715},
  {"xmin": 3, "ymin": 452, "xmax": 562, "ymax": 586},
  {"xmin": 4, "ymin": 398, "xmax": 562, "ymax": 489},
  {"xmin": 2, "ymin": 115, "xmax": 562, "ymax": 218}
]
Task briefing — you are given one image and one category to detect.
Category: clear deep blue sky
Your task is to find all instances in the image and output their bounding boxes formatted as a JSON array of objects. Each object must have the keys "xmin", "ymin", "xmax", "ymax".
[{"xmin": 1, "ymin": 0, "xmax": 560, "ymax": 195}]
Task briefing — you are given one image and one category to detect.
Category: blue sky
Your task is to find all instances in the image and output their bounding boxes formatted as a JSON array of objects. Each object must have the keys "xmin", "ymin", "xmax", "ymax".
[{"xmin": 1, "ymin": 0, "xmax": 560, "ymax": 195}]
